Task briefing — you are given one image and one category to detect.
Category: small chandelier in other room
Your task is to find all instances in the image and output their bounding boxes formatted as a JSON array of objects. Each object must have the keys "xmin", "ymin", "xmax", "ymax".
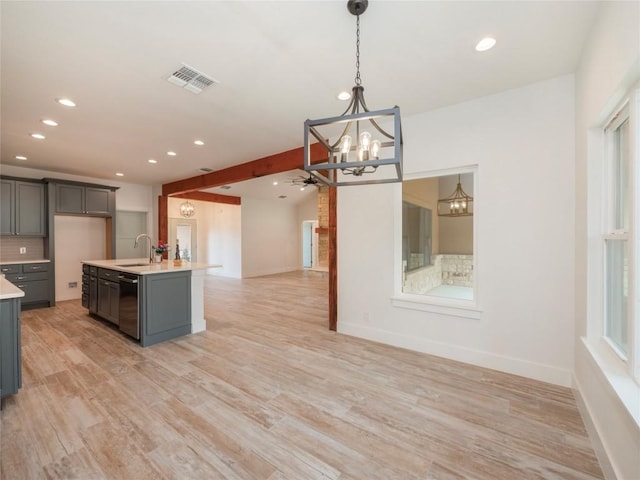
[
  {"xmin": 303, "ymin": 0, "xmax": 402, "ymax": 187},
  {"xmin": 179, "ymin": 201, "xmax": 195, "ymax": 218},
  {"xmin": 437, "ymin": 175, "xmax": 473, "ymax": 217}
]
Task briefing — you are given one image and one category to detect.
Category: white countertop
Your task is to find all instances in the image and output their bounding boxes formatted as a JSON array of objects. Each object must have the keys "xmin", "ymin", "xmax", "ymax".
[
  {"xmin": 0, "ymin": 277, "xmax": 25, "ymax": 300},
  {"xmin": 0, "ymin": 259, "xmax": 51, "ymax": 265},
  {"xmin": 82, "ymin": 258, "xmax": 221, "ymax": 275}
]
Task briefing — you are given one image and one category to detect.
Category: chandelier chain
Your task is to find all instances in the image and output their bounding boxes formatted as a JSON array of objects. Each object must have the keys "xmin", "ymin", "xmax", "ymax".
[{"xmin": 355, "ymin": 15, "xmax": 361, "ymax": 86}]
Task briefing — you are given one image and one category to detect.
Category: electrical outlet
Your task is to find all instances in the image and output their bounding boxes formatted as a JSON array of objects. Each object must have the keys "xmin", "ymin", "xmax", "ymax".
[
  {"xmin": 19, "ymin": 247, "xmax": 26, "ymax": 254},
  {"xmin": 68, "ymin": 282, "xmax": 78, "ymax": 288}
]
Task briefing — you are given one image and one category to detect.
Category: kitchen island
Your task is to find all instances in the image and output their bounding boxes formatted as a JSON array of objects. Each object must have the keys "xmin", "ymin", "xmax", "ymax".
[
  {"xmin": 1, "ymin": 276, "xmax": 25, "ymax": 405},
  {"xmin": 81, "ymin": 259, "xmax": 219, "ymax": 347}
]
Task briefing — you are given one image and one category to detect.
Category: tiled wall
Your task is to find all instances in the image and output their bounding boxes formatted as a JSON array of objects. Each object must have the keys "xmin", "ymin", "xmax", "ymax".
[
  {"xmin": 403, "ymin": 254, "xmax": 473, "ymax": 293},
  {"xmin": 0, "ymin": 237, "xmax": 46, "ymax": 262},
  {"xmin": 317, "ymin": 186, "xmax": 329, "ymax": 268}
]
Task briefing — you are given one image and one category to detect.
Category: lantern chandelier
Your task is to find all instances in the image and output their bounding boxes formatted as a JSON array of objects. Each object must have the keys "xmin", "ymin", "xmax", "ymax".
[
  {"xmin": 179, "ymin": 201, "xmax": 195, "ymax": 218},
  {"xmin": 437, "ymin": 175, "xmax": 474, "ymax": 217},
  {"xmin": 304, "ymin": 0, "xmax": 403, "ymax": 187}
]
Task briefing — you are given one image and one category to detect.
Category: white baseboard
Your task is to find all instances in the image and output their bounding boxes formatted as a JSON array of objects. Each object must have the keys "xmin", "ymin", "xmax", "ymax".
[
  {"xmin": 572, "ymin": 376, "xmax": 616, "ymax": 480},
  {"xmin": 338, "ymin": 322, "xmax": 573, "ymax": 387}
]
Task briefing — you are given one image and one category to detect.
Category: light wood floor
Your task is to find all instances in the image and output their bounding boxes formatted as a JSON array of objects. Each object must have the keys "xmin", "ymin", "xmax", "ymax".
[{"xmin": 1, "ymin": 270, "xmax": 603, "ymax": 479}]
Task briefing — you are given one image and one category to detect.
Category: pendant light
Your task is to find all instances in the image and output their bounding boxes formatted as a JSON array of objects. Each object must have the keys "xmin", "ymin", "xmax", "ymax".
[
  {"xmin": 437, "ymin": 175, "xmax": 473, "ymax": 217},
  {"xmin": 179, "ymin": 201, "xmax": 195, "ymax": 218},
  {"xmin": 303, "ymin": 0, "xmax": 402, "ymax": 187}
]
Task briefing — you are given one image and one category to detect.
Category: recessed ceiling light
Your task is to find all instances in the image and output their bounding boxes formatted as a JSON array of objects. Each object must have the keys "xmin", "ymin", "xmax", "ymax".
[
  {"xmin": 148, "ymin": 159, "xmax": 157, "ymax": 164},
  {"xmin": 30, "ymin": 133, "xmax": 45, "ymax": 140},
  {"xmin": 41, "ymin": 119, "xmax": 58, "ymax": 127},
  {"xmin": 272, "ymin": 181, "xmax": 278, "ymax": 186},
  {"xmin": 475, "ymin": 37, "xmax": 496, "ymax": 52},
  {"xmin": 194, "ymin": 140, "xmax": 205, "ymax": 146},
  {"xmin": 167, "ymin": 151, "xmax": 177, "ymax": 156},
  {"xmin": 15, "ymin": 155, "xmax": 27, "ymax": 160},
  {"xmin": 56, "ymin": 98, "xmax": 76, "ymax": 107},
  {"xmin": 337, "ymin": 91, "xmax": 351, "ymax": 101},
  {"xmin": 300, "ymin": 187, "xmax": 306, "ymax": 191},
  {"xmin": 116, "ymin": 172, "xmax": 124, "ymax": 177}
]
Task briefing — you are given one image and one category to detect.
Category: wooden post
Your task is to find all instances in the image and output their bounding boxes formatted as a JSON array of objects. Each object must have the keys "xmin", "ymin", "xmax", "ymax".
[
  {"xmin": 159, "ymin": 195, "xmax": 168, "ymax": 259},
  {"xmin": 328, "ymin": 186, "xmax": 337, "ymax": 331}
]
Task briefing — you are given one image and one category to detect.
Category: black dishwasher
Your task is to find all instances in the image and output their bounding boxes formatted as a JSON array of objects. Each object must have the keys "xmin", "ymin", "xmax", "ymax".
[{"xmin": 118, "ymin": 273, "xmax": 140, "ymax": 339}]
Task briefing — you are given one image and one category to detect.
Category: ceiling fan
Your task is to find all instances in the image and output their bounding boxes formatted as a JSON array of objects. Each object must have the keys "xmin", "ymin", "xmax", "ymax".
[{"xmin": 288, "ymin": 174, "xmax": 320, "ymax": 189}]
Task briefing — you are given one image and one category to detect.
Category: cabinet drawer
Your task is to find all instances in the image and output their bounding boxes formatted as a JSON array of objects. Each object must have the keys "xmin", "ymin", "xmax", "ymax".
[
  {"xmin": 82, "ymin": 274, "xmax": 89, "ymax": 284},
  {"xmin": 81, "ymin": 294, "xmax": 89, "ymax": 309},
  {"xmin": 23, "ymin": 263, "xmax": 48, "ymax": 273},
  {"xmin": 82, "ymin": 283, "xmax": 89, "ymax": 294},
  {"xmin": 13, "ymin": 279, "xmax": 49, "ymax": 303},
  {"xmin": 0, "ymin": 265, "xmax": 19, "ymax": 275},
  {"xmin": 82, "ymin": 264, "xmax": 90, "ymax": 275},
  {"xmin": 6, "ymin": 272, "xmax": 49, "ymax": 283},
  {"xmin": 99, "ymin": 269, "xmax": 119, "ymax": 281}
]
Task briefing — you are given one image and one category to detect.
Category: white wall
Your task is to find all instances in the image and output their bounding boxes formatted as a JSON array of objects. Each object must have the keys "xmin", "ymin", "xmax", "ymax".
[
  {"xmin": 167, "ymin": 197, "xmax": 242, "ymax": 278},
  {"xmin": 338, "ymin": 75, "xmax": 575, "ymax": 387},
  {"xmin": 54, "ymin": 216, "xmax": 106, "ymax": 301},
  {"xmin": 574, "ymin": 2, "xmax": 640, "ymax": 479},
  {"xmin": 241, "ymin": 196, "xmax": 299, "ymax": 277}
]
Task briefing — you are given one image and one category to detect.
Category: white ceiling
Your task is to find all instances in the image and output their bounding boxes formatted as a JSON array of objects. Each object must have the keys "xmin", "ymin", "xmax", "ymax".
[{"xmin": 1, "ymin": 1, "xmax": 598, "ymax": 198}]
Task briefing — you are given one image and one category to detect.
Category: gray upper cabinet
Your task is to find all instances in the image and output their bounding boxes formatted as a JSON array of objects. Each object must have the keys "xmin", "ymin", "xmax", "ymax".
[
  {"xmin": 0, "ymin": 179, "xmax": 15, "ymax": 235},
  {"xmin": 0, "ymin": 178, "xmax": 46, "ymax": 237},
  {"xmin": 55, "ymin": 183, "xmax": 113, "ymax": 216},
  {"xmin": 16, "ymin": 182, "xmax": 46, "ymax": 236}
]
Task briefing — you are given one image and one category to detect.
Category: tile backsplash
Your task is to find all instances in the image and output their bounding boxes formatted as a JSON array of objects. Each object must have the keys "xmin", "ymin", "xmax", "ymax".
[{"xmin": 0, "ymin": 237, "xmax": 46, "ymax": 262}]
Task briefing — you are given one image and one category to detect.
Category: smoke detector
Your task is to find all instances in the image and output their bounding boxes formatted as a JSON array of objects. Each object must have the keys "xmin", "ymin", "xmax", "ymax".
[{"xmin": 167, "ymin": 63, "xmax": 218, "ymax": 94}]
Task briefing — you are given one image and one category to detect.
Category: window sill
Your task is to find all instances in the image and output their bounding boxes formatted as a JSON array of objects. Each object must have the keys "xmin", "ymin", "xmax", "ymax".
[
  {"xmin": 582, "ymin": 337, "xmax": 640, "ymax": 428},
  {"xmin": 391, "ymin": 293, "xmax": 482, "ymax": 319}
]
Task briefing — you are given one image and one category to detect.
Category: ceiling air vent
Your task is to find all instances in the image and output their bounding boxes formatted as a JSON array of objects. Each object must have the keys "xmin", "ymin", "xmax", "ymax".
[
  {"xmin": 199, "ymin": 167, "xmax": 214, "ymax": 173},
  {"xmin": 167, "ymin": 63, "xmax": 218, "ymax": 94},
  {"xmin": 219, "ymin": 185, "xmax": 232, "ymax": 190}
]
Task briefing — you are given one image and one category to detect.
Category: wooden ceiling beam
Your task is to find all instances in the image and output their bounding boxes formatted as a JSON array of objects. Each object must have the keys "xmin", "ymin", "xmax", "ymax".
[
  {"xmin": 162, "ymin": 143, "xmax": 326, "ymax": 196},
  {"xmin": 172, "ymin": 191, "xmax": 241, "ymax": 205}
]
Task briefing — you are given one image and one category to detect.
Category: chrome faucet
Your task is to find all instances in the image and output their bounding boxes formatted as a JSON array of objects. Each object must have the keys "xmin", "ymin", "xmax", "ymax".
[{"xmin": 134, "ymin": 233, "xmax": 154, "ymax": 264}]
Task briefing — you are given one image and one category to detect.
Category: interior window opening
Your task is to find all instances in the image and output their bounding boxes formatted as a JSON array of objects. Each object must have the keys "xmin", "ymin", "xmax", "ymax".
[{"xmin": 402, "ymin": 173, "xmax": 474, "ymax": 301}]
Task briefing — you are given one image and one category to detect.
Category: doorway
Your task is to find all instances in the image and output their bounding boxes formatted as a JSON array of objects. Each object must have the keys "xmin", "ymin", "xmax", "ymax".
[
  {"xmin": 302, "ymin": 220, "xmax": 318, "ymax": 269},
  {"xmin": 169, "ymin": 217, "xmax": 198, "ymax": 262}
]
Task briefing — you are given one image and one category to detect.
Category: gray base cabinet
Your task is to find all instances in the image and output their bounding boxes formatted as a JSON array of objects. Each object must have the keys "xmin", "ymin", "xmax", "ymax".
[
  {"xmin": 1, "ymin": 263, "xmax": 51, "ymax": 309},
  {"xmin": 140, "ymin": 271, "xmax": 191, "ymax": 347},
  {"xmin": 0, "ymin": 297, "xmax": 22, "ymax": 406}
]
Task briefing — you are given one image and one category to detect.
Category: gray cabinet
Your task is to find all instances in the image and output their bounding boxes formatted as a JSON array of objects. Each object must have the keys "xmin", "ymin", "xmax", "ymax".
[
  {"xmin": 0, "ymin": 297, "xmax": 22, "ymax": 405},
  {"xmin": 16, "ymin": 181, "xmax": 46, "ymax": 236},
  {"xmin": 2, "ymin": 263, "xmax": 51, "ymax": 309},
  {"xmin": 1, "ymin": 179, "xmax": 15, "ymax": 235},
  {"xmin": 55, "ymin": 184, "xmax": 112, "ymax": 215},
  {"xmin": 0, "ymin": 178, "xmax": 46, "ymax": 236},
  {"xmin": 97, "ymin": 268, "xmax": 119, "ymax": 324},
  {"xmin": 140, "ymin": 271, "xmax": 191, "ymax": 347}
]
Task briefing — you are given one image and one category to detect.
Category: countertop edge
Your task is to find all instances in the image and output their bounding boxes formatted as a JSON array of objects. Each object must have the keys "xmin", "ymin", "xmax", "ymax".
[
  {"xmin": 0, "ymin": 259, "xmax": 51, "ymax": 265},
  {"xmin": 0, "ymin": 277, "xmax": 25, "ymax": 299},
  {"xmin": 81, "ymin": 258, "xmax": 221, "ymax": 275}
]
